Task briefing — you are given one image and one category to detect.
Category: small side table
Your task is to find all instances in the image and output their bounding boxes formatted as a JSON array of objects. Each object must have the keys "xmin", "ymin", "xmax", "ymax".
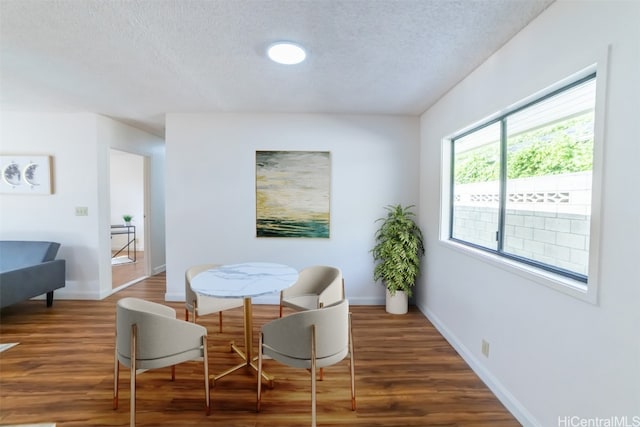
[{"xmin": 110, "ymin": 225, "xmax": 136, "ymax": 262}]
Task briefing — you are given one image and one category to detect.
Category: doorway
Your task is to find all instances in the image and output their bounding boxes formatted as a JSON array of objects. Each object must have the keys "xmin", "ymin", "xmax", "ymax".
[{"xmin": 110, "ymin": 149, "xmax": 148, "ymax": 289}]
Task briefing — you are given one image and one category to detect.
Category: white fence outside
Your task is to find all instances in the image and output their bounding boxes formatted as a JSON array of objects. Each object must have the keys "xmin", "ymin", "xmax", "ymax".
[{"xmin": 453, "ymin": 172, "xmax": 591, "ymax": 275}]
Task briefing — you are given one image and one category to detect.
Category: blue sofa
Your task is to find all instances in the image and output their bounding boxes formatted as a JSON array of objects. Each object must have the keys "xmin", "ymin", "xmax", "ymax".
[{"xmin": 0, "ymin": 241, "xmax": 66, "ymax": 309}]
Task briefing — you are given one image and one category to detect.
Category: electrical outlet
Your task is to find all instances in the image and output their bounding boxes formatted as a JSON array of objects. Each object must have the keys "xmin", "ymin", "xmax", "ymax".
[
  {"xmin": 75, "ymin": 206, "xmax": 88, "ymax": 216},
  {"xmin": 481, "ymin": 339, "xmax": 490, "ymax": 358}
]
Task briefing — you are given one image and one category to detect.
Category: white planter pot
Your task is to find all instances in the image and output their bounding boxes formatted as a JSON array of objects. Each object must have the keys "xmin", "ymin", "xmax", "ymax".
[{"xmin": 385, "ymin": 289, "xmax": 408, "ymax": 314}]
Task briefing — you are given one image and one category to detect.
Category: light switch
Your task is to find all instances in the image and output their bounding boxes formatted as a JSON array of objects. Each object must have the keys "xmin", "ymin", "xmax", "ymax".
[{"xmin": 75, "ymin": 206, "xmax": 88, "ymax": 216}]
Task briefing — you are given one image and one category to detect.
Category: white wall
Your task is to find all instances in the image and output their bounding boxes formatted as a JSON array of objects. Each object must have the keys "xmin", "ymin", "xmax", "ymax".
[
  {"xmin": 0, "ymin": 112, "xmax": 166, "ymax": 298},
  {"xmin": 0, "ymin": 113, "xmax": 102, "ymax": 297},
  {"xmin": 165, "ymin": 113, "xmax": 420, "ymax": 303},
  {"xmin": 418, "ymin": 1, "xmax": 640, "ymax": 425}
]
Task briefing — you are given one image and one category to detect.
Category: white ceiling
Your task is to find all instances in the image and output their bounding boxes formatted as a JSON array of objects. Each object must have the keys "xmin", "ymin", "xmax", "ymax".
[{"xmin": 0, "ymin": 0, "xmax": 554, "ymax": 137}]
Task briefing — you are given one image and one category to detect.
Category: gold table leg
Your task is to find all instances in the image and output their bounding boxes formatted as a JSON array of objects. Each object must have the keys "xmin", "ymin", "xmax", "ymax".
[{"xmin": 212, "ymin": 297, "xmax": 273, "ymax": 386}]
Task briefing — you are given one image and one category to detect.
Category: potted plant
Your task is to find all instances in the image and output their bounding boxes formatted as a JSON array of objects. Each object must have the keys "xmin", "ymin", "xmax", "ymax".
[
  {"xmin": 122, "ymin": 214, "xmax": 133, "ymax": 226},
  {"xmin": 371, "ymin": 204, "xmax": 425, "ymax": 314}
]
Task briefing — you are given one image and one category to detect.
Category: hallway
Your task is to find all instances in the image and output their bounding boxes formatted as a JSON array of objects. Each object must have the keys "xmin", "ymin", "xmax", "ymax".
[{"xmin": 111, "ymin": 250, "xmax": 145, "ymax": 289}]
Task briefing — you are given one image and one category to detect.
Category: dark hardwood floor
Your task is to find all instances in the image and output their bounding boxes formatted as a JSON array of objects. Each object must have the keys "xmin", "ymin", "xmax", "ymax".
[{"xmin": 0, "ymin": 273, "xmax": 520, "ymax": 427}]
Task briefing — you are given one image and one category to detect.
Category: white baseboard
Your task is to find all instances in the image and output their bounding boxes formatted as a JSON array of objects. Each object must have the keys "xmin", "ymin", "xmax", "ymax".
[
  {"xmin": 152, "ymin": 264, "xmax": 166, "ymax": 275},
  {"xmin": 4, "ymin": 424, "xmax": 56, "ymax": 427},
  {"xmin": 163, "ymin": 292, "xmax": 385, "ymax": 305},
  {"xmin": 164, "ymin": 292, "xmax": 186, "ymax": 302},
  {"xmin": 417, "ymin": 302, "xmax": 540, "ymax": 427},
  {"xmin": 110, "ymin": 276, "xmax": 148, "ymax": 296},
  {"xmin": 39, "ymin": 287, "xmax": 103, "ymax": 300}
]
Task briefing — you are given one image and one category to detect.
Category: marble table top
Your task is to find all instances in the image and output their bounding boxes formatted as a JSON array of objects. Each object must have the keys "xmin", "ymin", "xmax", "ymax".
[{"xmin": 190, "ymin": 262, "xmax": 299, "ymax": 299}]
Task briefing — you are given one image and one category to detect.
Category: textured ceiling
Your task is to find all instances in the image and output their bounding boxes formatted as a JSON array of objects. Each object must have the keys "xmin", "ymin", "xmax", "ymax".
[{"xmin": 0, "ymin": 0, "xmax": 554, "ymax": 137}]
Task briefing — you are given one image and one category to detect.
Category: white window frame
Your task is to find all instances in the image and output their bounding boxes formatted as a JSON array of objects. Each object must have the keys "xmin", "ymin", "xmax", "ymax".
[{"xmin": 439, "ymin": 54, "xmax": 608, "ymax": 305}]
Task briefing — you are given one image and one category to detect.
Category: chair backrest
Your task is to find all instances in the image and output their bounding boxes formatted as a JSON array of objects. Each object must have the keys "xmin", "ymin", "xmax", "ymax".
[
  {"xmin": 262, "ymin": 299, "xmax": 349, "ymax": 362},
  {"xmin": 116, "ymin": 297, "xmax": 203, "ymax": 362},
  {"xmin": 286, "ymin": 265, "xmax": 343, "ymax": 304},
  {"xmin": 185, "ymin": 264, "xmax": 220, "ymax": 307}
]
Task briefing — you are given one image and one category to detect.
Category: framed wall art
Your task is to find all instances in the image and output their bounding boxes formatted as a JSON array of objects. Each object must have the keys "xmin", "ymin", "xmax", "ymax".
[
  {"xmin": 0, "ymin": 155, "xmax": 53, "ymax": 195},
  {"xmin": 256, "ymin": 150, "xmax": 330, "ymax": 238}
]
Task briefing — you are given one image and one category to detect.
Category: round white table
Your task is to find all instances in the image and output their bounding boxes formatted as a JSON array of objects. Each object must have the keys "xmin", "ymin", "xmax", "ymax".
[{"xmin": 191, "ymin": 262, "xmax": 299, "ymax": 383}]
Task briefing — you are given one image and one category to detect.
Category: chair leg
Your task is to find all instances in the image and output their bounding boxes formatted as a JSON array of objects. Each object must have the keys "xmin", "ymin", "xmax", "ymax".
[
  {"xmin": 185, "ymin": 308, "xmax": 189, "ymax": 322},
  {"xmin": 171, "ymin": 365, "xmax": 175, "ymax": 381},
  {"xmin": 257, "ymin": 333, "xmax": 263, "ymax": 412},
  {"xmin": 218, "ymin": 312, "xmax": 223, "ymax": 333},
  {"xmin": 311, "ymin": 325, "xmax": 317, "ymax": 427},
  {"xmin": 130, "ymin": 324, "xmax": 137, "ymax": 427},
  {"xmin": 203, "ymin": 335, "xmax": 211, "ymax": 415},
  {"xmin": 349, "ymin": 312, "xmax": 356, "ymax": 411},
  {"xmin": 113, "ymin": 348, "xmax": 119, "ymax": 409},
  {"xmin": 193, "ymin": 301, "xmax": 198, "ymax": 324}
]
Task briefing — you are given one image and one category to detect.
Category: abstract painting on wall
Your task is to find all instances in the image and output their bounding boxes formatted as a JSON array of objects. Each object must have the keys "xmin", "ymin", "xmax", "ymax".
[
  {"xmin": 256, "ymin": 150, "xmax": 330, "ymax": 238},
  {"xmin": 0, "ymin": 155, "xmax": 52, "ymax": 195}
]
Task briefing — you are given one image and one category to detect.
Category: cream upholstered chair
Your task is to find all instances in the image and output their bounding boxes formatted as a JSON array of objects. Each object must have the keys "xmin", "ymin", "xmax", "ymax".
[
  {"xmin": 279, "ymin": 265, "xmax": 344, "ymax": 317},
  {"xmin": 257, "ymin": 299, "xmax": 355, "ymax": 427},
  {"xmin": 114, "ymin": 297, "xmax": 211, "ymax": 427},
  {"xmin": 185, "ymin": 264, "xmax": 243, "ymax": 331}
]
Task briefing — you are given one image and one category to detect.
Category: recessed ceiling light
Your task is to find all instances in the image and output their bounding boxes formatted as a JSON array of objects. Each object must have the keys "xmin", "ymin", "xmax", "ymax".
[{"xmin": 267, "ymin": 42, "xmax": 307, "ymax": 65}]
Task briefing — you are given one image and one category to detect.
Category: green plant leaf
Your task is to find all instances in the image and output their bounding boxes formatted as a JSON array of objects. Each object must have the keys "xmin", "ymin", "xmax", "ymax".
[{"xmin": 370, "ymin": 204, "xmax": 425, "ymax": 298}]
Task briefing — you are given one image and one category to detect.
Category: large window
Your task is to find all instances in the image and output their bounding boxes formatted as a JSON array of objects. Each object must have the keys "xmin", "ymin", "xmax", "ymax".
[{"xmin": 450, "ymin": 73, "xmax": 596, "ymax": 283}]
